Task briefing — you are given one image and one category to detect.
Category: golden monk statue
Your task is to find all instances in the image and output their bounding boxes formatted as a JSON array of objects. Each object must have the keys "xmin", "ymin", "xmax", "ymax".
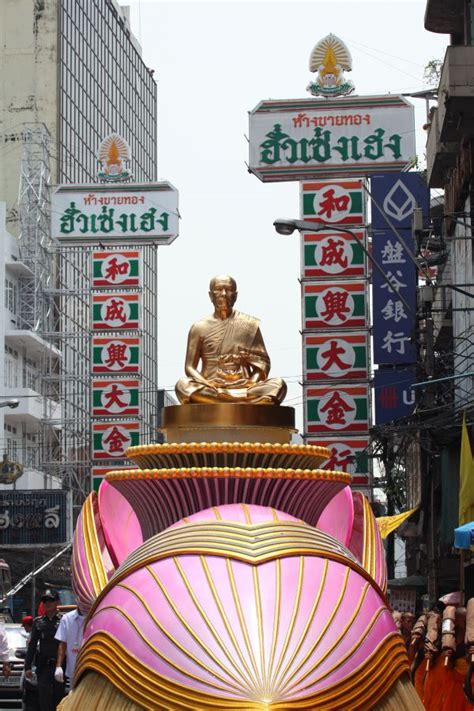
[{"xmin": 176, "ymin": 275, "xmax": 287, "ymax": 405}]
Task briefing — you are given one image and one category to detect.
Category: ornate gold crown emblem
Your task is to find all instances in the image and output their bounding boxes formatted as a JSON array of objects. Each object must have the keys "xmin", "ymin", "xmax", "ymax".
[
  {"xmin": 97, "ymin": 133, "xmax": 132, "ymax": 182},
  {"xmin": 307, "ymin": 34, "xmax": 355, "ymax": 98}
]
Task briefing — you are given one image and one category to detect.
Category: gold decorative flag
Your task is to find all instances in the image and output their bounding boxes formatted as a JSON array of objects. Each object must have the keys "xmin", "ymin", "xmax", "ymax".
[
  {"xmin": 459, "ymin": 413, "xmax": 474, "ymax": 526},
  {"xmin": 377, "ymin": 507, "xmax": 418, "ymax": 540}
]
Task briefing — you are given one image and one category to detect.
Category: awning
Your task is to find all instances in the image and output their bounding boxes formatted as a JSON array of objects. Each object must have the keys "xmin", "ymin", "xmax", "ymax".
[
  {"xmin": 387, "ymin": 575, "xmax": 427, "ymax": 588},
  {"xmin": 454, "ymin": 521, "xmax": 474, "ymax": 549}
]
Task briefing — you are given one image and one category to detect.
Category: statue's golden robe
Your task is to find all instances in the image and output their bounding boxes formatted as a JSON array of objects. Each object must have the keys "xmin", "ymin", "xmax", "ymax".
[{"xmin": 176, "ymin": 311, "xmax": 286, "ymax": 404}]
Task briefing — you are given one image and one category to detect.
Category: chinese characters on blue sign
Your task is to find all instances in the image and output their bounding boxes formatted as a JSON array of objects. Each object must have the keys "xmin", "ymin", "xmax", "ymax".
[
  {"xmin": 372, "ymin": 231, "xmax": 417, "ymax": 364},
  {"xmin": 371, "ymin": 173, "xmax": 429, "ymax": 366}
]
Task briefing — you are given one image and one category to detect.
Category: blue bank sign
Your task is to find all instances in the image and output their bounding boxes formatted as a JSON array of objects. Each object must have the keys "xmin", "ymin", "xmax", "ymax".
[
  {"xmin": 374, "ymin": 369, "xmax": 416, "ymax": 424},
  {"xmin": 371, "ymin": 173, "xmax": 429, "ymax": 366}
]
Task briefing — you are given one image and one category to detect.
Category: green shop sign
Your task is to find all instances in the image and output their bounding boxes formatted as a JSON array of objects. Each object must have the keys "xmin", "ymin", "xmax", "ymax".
[
  {"xmin": 52, "ymin": 182, "xmax": 179, "ymax": 245},
  {"xmin": 248, "ymin": 95, "xmax": 415, "ymax": 182}
]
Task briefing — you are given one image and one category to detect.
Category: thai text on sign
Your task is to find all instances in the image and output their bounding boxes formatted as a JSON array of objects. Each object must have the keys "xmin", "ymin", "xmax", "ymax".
[
  {"xmin": 51, "ymin": 182, "xmax": 179, "ymax": 245},
  {"xmin": 249, "ymin": 95, "xmax": 415, "ymax": 182}
]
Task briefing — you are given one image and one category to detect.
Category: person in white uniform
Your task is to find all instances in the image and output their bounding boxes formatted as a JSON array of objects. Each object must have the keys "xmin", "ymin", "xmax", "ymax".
[
  {"xmin": 0, "ymin": 621, "xmax": 11, "ymax": 677},
  {"xmin": 53, "ymin": 609, "xmax": 85, "ymax": 690}
]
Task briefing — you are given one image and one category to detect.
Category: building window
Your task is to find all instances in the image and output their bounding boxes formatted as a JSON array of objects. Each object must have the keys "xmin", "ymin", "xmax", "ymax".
[
  {"xmin": 4, "ymin": 346, "xmax": 19, "ymax": 388},
  {"xmin": 6, "ymin": 438, "xmax": 18, "ymax": 461},
  {"xmin": 23, "ymin": 357, "xmax": 39, "ymax": 390},
  {"xmin": 5, "ymin": 279, "xmax": 17, "ymax": 313}
]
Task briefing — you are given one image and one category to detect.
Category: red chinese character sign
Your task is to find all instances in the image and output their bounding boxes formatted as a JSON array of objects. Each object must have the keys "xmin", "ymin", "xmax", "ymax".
[
  {"xmin": 303, "ymin": 281, "xmax": 367, "ymax": 329},
  {"xmin": 92, "ymin": 379, "xmax": 140, "ymax": 417},
  {"xmin": 91, "ymin": 294, "xmax": 139, "ymax": 330},
  {"xmin": 307, "ymin": 437, "xmax": 370, "ymax": 486},
  {"xmin": 91, "ymin": 466, "xmax": 138, "ymax": 493},
  {"xmin": 91, "ymin": 337, "xmax": 140, "ymax": 374},
  {"xmin": 301, "ymin": 230, "xmax": 366, "ymax": 279},
  {"xmin": 92, "ymin": 251, "xmax": 140, "ymax": 288},
  {"xmin": 305, "ymin": 385, "xmax": 369, "ymax": 434},
  {"xmin": 301, "ymin": 179, "xmax": 365, "ymax": 225},
  {"xmin": 92, "ymin": 422, "xmax": 140, "ymax": 459},
  {"xmin": 248, "ymin": 95, "xmax": 415, "ymax": 182},
  {"xmin": 304, "ymin": 333, "xmax": 368, "ymax": 381}
]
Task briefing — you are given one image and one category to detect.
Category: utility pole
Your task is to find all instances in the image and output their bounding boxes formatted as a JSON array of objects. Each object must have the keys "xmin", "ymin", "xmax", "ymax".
[{"xmin": 382, "ymin": 438, "xmax": 396, "ymax": 580}]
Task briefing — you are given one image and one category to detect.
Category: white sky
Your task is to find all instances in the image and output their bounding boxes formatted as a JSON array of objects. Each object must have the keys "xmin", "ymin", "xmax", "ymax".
[{"xmin": 120, "ymin": 1, "xmax": 447, "ymax": 431}]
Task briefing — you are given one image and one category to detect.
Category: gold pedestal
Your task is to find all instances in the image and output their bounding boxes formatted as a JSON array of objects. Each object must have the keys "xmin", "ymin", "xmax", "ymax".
[{"xmin": 161, "ymin": 404, "xmax": 296, "ymax": 444}]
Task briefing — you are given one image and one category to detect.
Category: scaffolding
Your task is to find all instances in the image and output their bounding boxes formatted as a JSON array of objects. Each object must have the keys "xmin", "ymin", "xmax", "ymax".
[
  {"xmin": 15, "ymin": 125, "xmax": 160, "ymax": 514},
  {"xmin": 48, "ymin": 243, "xmax": 160, "ymax": 512},
  {"xmin": 16, "ymin": 124, "xmax": 61, "ymax": 489},
  {"xmin": 18, "ymin": 125, "xmax": 53, "ymax": 334}
]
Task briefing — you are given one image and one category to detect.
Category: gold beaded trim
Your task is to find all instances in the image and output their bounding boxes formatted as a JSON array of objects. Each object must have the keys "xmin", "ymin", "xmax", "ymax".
[
  {"xmin": 127, "ymin": 442, "xmax": 331, "ymax": 458},
  {"xmin": 105, "ymin": 467, "xmax": 350, "ymax": 482}
]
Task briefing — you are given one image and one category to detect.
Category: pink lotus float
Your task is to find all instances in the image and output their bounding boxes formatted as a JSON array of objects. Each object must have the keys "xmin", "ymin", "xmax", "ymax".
[{"xmin": 61, "ymin": 439, "xmax": 422, "ymax": 710}]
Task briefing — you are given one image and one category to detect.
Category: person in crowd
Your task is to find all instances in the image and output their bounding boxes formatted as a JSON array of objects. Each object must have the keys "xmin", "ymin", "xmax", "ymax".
[
  {"xmin": 54, "ymin": 607, "xmax": 85, "ymax": 692},
  {"xmin": 20, "ymin": 614, "xmax": 39, "ymax": 711},
  {"xmin": 24, "ymin": 590, "xmax": 65, "ymax": 711},
  {"xmin": 21, "ymin": 616, "xmax": 33, "ymax": 636},
  {"xmin": 0, "ymin": 619, "xmax": 11, "ymax": 678},
  {"xmin": 400, "ymin": 611, "xmax": 416, "ymax": 646}
]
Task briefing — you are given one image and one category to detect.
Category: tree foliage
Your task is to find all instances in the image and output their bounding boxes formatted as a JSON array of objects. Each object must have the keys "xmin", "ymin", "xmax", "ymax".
[{"xmin": 423, "ymin": 59, "xmax": 442, "ymax": 87}]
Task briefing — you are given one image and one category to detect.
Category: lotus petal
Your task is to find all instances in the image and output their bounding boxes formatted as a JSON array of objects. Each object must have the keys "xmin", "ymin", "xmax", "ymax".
[
  {"xmin": 98, "ymin": 480, "xmax": 143, "ymax": 566},
  {"xmin": 315, "ymin": 485, "xmax": 354, "ymax": 547},
  {"xmin": 71, "ymin": 493, "xmax": 115, "ymax": 614},
  {"xmin": 74, "ymin": 505, "xmax": 407, "ymax": 708},
  {"xmin": 348, "ymin": 492, "xmax": 387, "ymax": 593}
]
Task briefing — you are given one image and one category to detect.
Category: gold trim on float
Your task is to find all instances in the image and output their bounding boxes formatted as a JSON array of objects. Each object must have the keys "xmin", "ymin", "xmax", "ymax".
[
  {"xmin": 266, "ymin": 557, "xmax": 282, "ymax": 692},
  {"xmin": 279, "ymin": 568, "xmax": 351, "ymax": 692},
  {"xmin": 171, "ymin": 559, "xmax": 258, "ymax": 690},
  {"xmin": 197, "ymin": 555, "xmax": 261, "ymax": 689},
  {"xmin": 269, "ymin": 556, "xmax": 304, "ymax": 690},
  {"xmin": 225, "ymin": 557, "xmax": 262, "ymax": 691},
  {"xmin": 282, "ymin": 578, "xmax": 368, "ymax": 693},
  {"xmin": 115, "ymin": 581, "xmax": 245, "ymax": 692},
  {"xmin": 74, "ymin": 631, "xmax": 409, "ymax": 709},
  {"xmin": 71, "ymin": 518, "xmax": 93, "ymax": 600},
  {"xmin": 81, "ymin": 493, "xmax": 108, "ymax": 595},
  {"xmin": 89, "ymin": 604, "xmax": 237, "ymax": 694},
  {"xmin": 126, "ymin": 441, "xmax": 331, "ymax": 459},
  {"xmin": 143, "ymin": 565, "xmax": 252, "ymax": 692},
  {"xmin": 272, "ymin": 559, "xmax": 328, "ymax": 691},
  {"xmin": 86, "ymin": 521, "xmax": 389, "ymax": 622},
  {"xmin": 105, "ymin": 466, "xmax": 350, "ymax": 482},
  {"xmin": 293, "ymin": 607, "xmax": 387, "ymax": 696}
]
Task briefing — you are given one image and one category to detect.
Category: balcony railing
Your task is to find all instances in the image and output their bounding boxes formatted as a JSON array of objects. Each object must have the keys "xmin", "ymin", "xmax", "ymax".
[{"xmin": 425, "ymin": 45, "xmax": 474, "ymax": 187}]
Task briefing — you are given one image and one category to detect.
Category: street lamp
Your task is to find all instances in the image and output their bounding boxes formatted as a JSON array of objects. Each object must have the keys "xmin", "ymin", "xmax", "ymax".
[
  {"xmin": 273, "ymin": 218, "xmax": 416, "ymax": 317},
  {"xmin": 0, "ymin": 400, "xmax": 19, "ymax": 409}
]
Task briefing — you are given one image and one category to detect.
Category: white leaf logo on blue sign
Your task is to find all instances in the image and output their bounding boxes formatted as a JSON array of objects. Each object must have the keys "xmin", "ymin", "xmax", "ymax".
[{"xmin": 382, "ymin": 180, "xmax": 417, "ymax": 223}]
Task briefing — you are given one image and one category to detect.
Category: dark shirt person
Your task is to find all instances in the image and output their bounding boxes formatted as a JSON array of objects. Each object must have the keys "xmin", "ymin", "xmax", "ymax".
[{"xmin": 24, "ymin": 590, "xmax": 65, "ymax": 711}]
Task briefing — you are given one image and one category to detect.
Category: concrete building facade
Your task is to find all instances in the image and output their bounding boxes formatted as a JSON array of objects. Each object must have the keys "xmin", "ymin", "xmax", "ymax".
[{"xmin": 0, "ymin": 0, "xmax": 159, "ymax": 505}]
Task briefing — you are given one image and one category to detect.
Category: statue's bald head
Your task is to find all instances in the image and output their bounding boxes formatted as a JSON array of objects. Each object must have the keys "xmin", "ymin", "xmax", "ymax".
[
  {"xmin": 209, "ymin": 275, "xmax": 237, "ymax": 292},
  {"xmin": 209, "ymin": 275, "xmax": 238, "ymax": 312}
]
